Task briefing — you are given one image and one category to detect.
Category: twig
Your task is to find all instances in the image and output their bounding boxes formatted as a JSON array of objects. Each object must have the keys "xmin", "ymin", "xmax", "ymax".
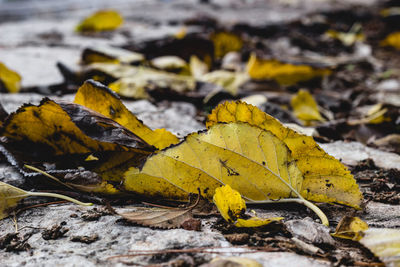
[{"xmin": 24, "ymin": 164, "xmax": 74, "ymax": 190}]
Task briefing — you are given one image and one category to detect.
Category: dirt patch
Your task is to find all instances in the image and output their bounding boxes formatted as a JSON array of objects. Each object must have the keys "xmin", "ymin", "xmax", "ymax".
[{"xmin": 352, "ymin": 158, "xmax": 400, "ymax": 204}]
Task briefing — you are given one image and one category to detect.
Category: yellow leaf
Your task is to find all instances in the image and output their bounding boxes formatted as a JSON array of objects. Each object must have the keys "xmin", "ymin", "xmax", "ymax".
[
  {"xmin": 74, "ymin": 80, "xmax": 179, "ymax": 149},
  {"xmin": 0, "ymin": 181, "xmax": 92, "ymax": 220},
  {"xmin": 206, "ymin": 101, "xmax": 362, "ymax": 209},
  {"xmin": 325, "ymin": 24, "xmax": 364, "ymax": 46},
  {"xmin": 291, "ymin": 89, "xmax": 325, "ymax": 125},
  {"xmin": 0, "ymin": 62, "xmax": 21, "ymax": 93},
  {"xmin": 0, "ymin": 98, "xmax": 151, "ymax": 156},
  {"xmin": 213, "ymin": 185, "xmax": 282, "ymax": 227},
  {"xmin": 246, "ymin": 54, "xmax": 331, "ymax": 86},
  {"xmin": 174, "ymin": 26, "xmax": 187, "ymax": 39},
  {"xmin": 81, "ymin": 46, "xmax": 144, "ymax": 65},
  {"xmin": 190, "ymin": 55, "xmax": 209, "ymax": 79},
  {"xmin": 381, "ymin": 32, "xmax": 400, "ymax": 50},
  {"xmin": 84, "ymin": 63, "xmax": 196, "ymax": 95},
  {"xmin": 200, "ymin": 70, "xmax": 249, "ymax": 96},
  {"xmin": 76, "ymin": 10, "xmax": 123, "ymax": 32},
  {"xmin": 211, "ymin": 32, "xmax": 243, "ymax": 59},
  {"xmin": 332, "ymin": 216, "xmax": 368, "ymax": 241},
  {"xmin": 348, "ymin": 103, "xmax": 391, "ymax": 125},
  {"xmin": 360, "ymin": 228, "xmax": 400, "ymax": 267},
  {"xmin": 124, "ymin": 122, "xmax": 304, "ymax": 202},
  {"xmin": 150, "ymin": 56, "xmax": 188, "ymax": 73},
  {"xmin": 213, "ymin": 184, "xmax": 246, "ymax": 223},
  {"xmin": 0, "ymin": 181, "xmax": 27, "ymax": 220}
]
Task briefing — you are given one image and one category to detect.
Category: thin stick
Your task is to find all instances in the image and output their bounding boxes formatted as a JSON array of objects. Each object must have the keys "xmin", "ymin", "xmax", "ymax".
[
  {"xmin": 24, "ymin": 165, "xmax": 74, "ymax": 190},
  {"xmin": 28, "ymin": 191, "xmax": 92, "ymax": 206}
]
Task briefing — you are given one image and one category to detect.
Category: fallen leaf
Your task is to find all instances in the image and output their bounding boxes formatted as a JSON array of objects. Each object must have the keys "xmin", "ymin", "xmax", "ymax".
[
  {"xmin": 211, "ymin": 32, "xmax": 243, "ymax": 59},
  {"xmin": 0, "ymin": 97, "xmax": 153, "ymax": 157},
  {"xmin": 122, "ymin": 120, "xmax": 330, "ymax": 225},
  {"xmin": 246, "ymin": 54, "xmax": 331, "ymax": 86},
  {"xmin": 325, "ymin": 24, "xmax": 364, "ymax": 46},
  {"xmin": 213, "ymin": 185, "xmax": 283, "ymax": 227},
  {"xmin": 124, "ymin": 122, "xmax": 304, "ymax": 201},
  {"xmin": 150, "ymin": 56, "xmax": 188, "ymax": 73},
  {"xmin": 81, "ymin": 46, "xmax": 144, "ymax": 65},
  {"xmin": 190, "ymin": 55, "xmax": 209, "ymax": 79},
  {"xmin": 291, "ymin": 89, "xmax": 325, "ymax": 125},
  {"xmin": 76, "ymin": 10, "xmax": 123, "ymax": 32},
  {"xmin": 119, "ymin": 207, "xmax": 193, "ymax": 229},
  {"xmin": 381, "ymin": 32, "xmax": 400, "ymax": 50},
  {"xmin": 206, "ymin": 101, "xmax": 362, "ymax": 209},
  {"xmin": 332, "ymin": 216, "xmax": 368, "ymax": 241},
  {"xmin": 74, "ymin": 80, "xmax": 179, "ymax": 149},
  {"xmin": 82, "ymin": 63, "xmax": 196, "ymax": 96},
  {"xmin": 360, "ymin": 228, "xmax": 400, "ymax": 267},
  {"xmin": 0, "ymin": 181, "xmax": 91, "ymax": 220},
  {"xmin": 199, "ymin": 70, "xmax": 249, "ymax": 96},
  {"xmin": 348, "ymin": 103, "xmax": 391, "ymax": 125},
  {"xmin": 208, "ymin": 256, "xmax": 263, "ymax": 267},
  {"xmin": 0, "ymin": 62, "xmax": 21, "ymax": 93}
]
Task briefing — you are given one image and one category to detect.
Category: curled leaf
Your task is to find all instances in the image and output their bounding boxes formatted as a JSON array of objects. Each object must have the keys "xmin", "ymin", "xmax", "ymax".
[
  {"xmin": 0, "ymin": 97, "xmax": 153, "ymax": 157},
  {"xmin": 76, "ymin": 10, "xmax": 123, "ymax": 32},
  {"xmin": 206, "ymin": 101, "xmax": 362, "ymax": 209},
  {"xmin": 291, "ymin": 89, "xmax": 325, "ymax": 125},
  {"xmin": 246, "ymin": 54, "xmax": 331, "ymax": 86},
  {"xmin": 332, "ymin": 216, "xmax": 368, "ymax": 241},
  {"xmin": 213, "ymin": 185, "xmax": 283, "ymax": 227},
  {"xmin": 0, "ymin": 62, "xmax": 21, "ymax": 93},
  {"xmin": 74, "ymin": 80, "xmax": 179, "ymax": 149},
  {"xmin": 213, "ymin": 184, "xmax": 246, "ymax": 223}
]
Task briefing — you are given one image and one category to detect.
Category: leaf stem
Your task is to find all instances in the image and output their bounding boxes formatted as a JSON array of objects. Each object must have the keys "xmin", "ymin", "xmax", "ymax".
[
  {"xmin": 249, "ymin": 198, "xmax": 329, "ymax": 226},
  {"xmin": 27, "ymin": 192, "xmax": 92, "ymax": 206},
  {"xmin": 24, "ymin": 165, "xmax": 74, "ymax": 190}
]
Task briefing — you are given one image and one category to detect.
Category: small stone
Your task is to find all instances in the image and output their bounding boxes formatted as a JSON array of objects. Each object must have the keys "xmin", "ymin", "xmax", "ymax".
[
  {"xmin": 70, "ymin": 234, "xmax": 99, "ymax": 244},
  {"xmin": 224, "ymin": 233, "xmax": 250, "ymax": 245},
  {"xmin": 181, "ymin": 218, "xmax": 202, "ymax": 231},
  {"xmin": 42, "ymin": 224, "xmax": 69, "ymax": 240},
  {"xmin": 285, "ymin": 218, "xmax": 334, "ymax": 246}
]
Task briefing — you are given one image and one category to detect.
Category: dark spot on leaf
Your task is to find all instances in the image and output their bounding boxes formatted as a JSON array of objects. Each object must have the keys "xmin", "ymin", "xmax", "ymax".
[
  {"xmin": 32, "ymin": 110, "xmax": 40, "ymax": 118},
  {"xmin": 109, "ymin": 106, "xmax": 116, "ymax": 117}
]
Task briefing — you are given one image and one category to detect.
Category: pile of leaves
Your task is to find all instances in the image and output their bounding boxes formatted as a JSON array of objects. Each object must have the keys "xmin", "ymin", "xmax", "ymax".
[{"xmin": 1, "ymin": 1, "xmax": 400, "ymax": 266}]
